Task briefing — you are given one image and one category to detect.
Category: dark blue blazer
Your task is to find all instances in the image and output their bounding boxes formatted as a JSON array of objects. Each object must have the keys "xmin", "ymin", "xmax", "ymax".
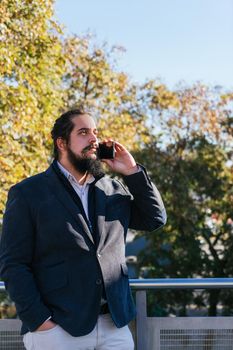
[{"xmin": 0, "ymin": 161, "xmax": 166, "ymax": 336}]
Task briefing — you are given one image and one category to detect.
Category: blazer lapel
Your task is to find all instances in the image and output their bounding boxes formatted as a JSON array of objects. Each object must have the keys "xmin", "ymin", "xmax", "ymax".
[
  {"xmin": 44, "ymin": 165, "xmax": 95, "ymax": 245},
  {"xmin": 94, "ymin": 179, "xmax": 107, "ymax": 250}
]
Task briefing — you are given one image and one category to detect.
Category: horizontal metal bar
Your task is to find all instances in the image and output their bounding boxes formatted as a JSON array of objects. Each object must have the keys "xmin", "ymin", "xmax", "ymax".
[
  {"xmin": 129, "ymin": 278, "xmax": 233, "ymax": 290},
  {"xmin": 2, "ymin": 278, "xmax": 233, "ymax": 292}
]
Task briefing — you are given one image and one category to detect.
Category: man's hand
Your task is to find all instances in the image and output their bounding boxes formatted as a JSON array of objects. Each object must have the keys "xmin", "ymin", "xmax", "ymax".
[
  {"xmin": 101, "ymin": 141, "xmax": 138, "ymax": 176},
  {"xmin": 36, "ymin": 319, "xmax": 57, "ymax": 332}
]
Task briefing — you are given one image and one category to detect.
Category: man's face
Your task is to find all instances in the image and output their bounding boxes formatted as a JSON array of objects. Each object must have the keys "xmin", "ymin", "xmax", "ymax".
[
  {"xmin": 62, "ymin": 114, "xmax": 103, "ymax": 176},
  {"xmin": 68, "ymin": 114, "xmax": 99, "ymax": 159}
]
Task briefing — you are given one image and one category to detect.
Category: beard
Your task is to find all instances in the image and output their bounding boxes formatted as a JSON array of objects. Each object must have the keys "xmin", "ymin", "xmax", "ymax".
[{"xmin": 67, "ymin": 145, "xmax": 104, "ymax": 177}]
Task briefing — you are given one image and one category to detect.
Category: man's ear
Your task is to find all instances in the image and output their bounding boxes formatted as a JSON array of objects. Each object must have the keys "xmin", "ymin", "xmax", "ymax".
[{"xmin": 56, "ymin": 138, "xmax": 67, "ymax": 153}]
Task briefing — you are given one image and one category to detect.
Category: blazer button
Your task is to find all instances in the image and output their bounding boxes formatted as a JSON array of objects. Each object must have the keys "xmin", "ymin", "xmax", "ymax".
[{"xmin": 96, "ymin": 279, "xmax": 102, "ymax": 285}]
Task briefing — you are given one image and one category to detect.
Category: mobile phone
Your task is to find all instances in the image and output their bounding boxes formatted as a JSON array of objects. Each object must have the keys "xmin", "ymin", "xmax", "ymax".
[{"xmin": 98, "ymin": 142, "xmax": 115, "ymax": 159}]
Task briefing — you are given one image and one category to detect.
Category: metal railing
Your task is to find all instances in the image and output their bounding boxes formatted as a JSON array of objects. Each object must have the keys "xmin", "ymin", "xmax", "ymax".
[
  {"xmin": 128, "ymin": 278, "xmax": 233, "ymax": 350},
  {"xmin": 129, "ymin": 277, "xmax": 233, "ymax": 289},
  {"xmin": 2, "ymin": 278, "xmax": 233, "ymax": 291},
  {"xmin": 1, "ymin": 278, "xmax": 233, "ymax": 350}
]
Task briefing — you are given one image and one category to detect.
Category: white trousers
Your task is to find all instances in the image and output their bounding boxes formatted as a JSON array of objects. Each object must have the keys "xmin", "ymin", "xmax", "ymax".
[{"xmin": 23, "ymin": 314, "xmax": 134, "ymax": 350}]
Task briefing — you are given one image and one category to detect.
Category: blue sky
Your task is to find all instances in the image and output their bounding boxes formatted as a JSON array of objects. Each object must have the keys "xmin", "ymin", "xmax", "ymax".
[{"xmin": 54, "ymin": 0, "xmax": 233, "ymax": 90}]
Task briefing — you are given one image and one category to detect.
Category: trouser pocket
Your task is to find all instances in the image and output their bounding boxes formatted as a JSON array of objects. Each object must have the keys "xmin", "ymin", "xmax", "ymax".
[{"xmin": 23, "ymin": 325, "xmax": 61, "ymax": 350}]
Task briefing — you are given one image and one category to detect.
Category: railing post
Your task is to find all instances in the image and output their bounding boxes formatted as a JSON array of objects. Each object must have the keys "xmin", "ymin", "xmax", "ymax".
[{"xmin": 136, "ymin": 290, "xmax": 147, "ymax": 350}]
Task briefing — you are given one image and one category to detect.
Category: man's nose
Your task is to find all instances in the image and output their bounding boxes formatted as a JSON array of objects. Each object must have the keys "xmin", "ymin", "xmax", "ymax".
[{"xmin": 89, "ymin": 132, "xmax": 98, "ymax": 144}]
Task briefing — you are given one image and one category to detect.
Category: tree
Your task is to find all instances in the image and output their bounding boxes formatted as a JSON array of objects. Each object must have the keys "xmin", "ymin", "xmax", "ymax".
[
  {"xmin": 135, "ymin": 84, "xmax": 233, "ymax": 316},
  {"xmin": 0, "ymin": 0, "xmax": 65, "ymax": 216},
  {"xmin": 0, "ymin": 2, "xmax": 153, "ymax": 218},
  {"xmin": 62, "ymin": 35, "xmax": 151, "ymax": 149}
]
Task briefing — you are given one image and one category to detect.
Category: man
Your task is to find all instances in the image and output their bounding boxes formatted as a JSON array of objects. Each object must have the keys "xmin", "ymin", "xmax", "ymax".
[{"xmin": 0, "ymin": 108, "xmax": 166, "ymax": 350}]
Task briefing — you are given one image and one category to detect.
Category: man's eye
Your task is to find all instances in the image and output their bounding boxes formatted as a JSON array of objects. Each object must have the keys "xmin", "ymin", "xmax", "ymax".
[{"xmin": 80, "ymin": 130, "xmax": 87, "ymax": 135}]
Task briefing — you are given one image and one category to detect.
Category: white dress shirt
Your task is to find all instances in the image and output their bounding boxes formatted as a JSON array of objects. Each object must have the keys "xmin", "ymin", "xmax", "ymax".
[{"xmin": 57, "ymin": 161, "xmax": 95, "ymax": 221}]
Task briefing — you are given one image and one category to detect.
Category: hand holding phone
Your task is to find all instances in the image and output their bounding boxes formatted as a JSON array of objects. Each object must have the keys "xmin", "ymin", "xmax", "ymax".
[{"xmin": 98, "ymin": 140, "xmax": 138, "ymax": 175}]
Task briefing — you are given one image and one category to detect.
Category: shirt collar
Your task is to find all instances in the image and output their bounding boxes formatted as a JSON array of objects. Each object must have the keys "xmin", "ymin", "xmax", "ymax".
[{"xmin": 57, "ymin": 161, "xmax": 95, "ymax": 187}]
